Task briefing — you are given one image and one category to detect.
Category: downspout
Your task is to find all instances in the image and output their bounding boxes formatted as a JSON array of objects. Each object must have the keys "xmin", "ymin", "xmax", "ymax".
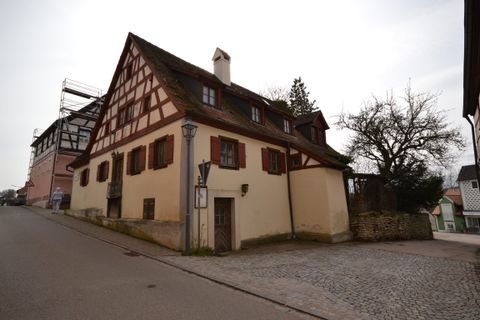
[
  {"xmin": 286, "ymin": 142, "xmax": 296, "ymax": 240},
  {"xmin": 465, "ymin": 115, "xmax": 480, "ymax": 183}
]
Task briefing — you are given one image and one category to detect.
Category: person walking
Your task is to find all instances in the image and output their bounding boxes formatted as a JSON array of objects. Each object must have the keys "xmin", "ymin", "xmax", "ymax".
[{"xmin": 51, "ymin": 187, "xmax": 64, "ymax": 214}]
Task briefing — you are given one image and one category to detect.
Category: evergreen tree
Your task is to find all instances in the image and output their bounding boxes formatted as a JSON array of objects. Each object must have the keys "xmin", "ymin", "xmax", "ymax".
[{"xmin": 288, "ymin": 77, "xmax": 317, "ymax": 116}]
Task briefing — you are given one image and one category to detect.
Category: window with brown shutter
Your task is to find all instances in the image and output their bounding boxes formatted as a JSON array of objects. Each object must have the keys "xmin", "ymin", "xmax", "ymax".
[
  {"xmin": 211, "ymin": 136, "xmax": 245, "ymax": 169},
  {"xmin": 261, "ymin": 148, "xmax": 286, "ymax": 175},
  {"xmin": 148, "ymin": 135, "xmax": 174, "ymax": 170},
  {"xmin": 97, "ymin": 161, "xmax": 109, "ymax": 182},
  {"xmin": 128, "ymin": 146, "xmax": 146, "ymax": 175},
  {"xmin": 80, "ymin": 168, "xmax": 90, "ymax": 187}
]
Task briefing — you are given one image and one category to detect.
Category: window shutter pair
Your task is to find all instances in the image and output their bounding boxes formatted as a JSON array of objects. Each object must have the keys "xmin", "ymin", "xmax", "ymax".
[
  {"xmin": 96, "ymin": 161, "xmax": 109, "ymax": 182},
  {"xmin": 261, "ymin": 148, "xmax": 286, "ymax": 174},
  {"xmin": 81, "ymin": 168, "xmax": 90, "ymax": 186},
  {"xmin": 126, "ymin": 146, "xmax": 146, "ymax": 175},
  {"xmin": 147, "ymin": 135, "xmax": 174, "ymax": 169},
  {"xmin": 210, "ymin": 136, "xmax": 246, "ymax": 168}
]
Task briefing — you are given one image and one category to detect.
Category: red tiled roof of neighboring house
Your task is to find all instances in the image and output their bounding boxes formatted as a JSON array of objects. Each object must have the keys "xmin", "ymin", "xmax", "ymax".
[
  {"xmin": 444, "ymin": 188, "xmax": 462, "ymax": 206},
  {"xmin": 432, "ymin": 205, "xmax": 440, "ymax": 215}
]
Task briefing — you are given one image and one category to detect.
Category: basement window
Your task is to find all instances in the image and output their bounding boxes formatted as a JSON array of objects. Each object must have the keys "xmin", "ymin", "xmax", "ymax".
[{"xmin": 143, "ymin": 198, "xmax": 155, "ymax": 220}]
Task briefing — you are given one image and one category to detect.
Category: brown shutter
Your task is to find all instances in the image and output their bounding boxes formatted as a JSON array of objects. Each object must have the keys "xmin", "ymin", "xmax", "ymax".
[
  {"xmin": 105, "ymin": 161, "xmax": 109, "ymax": 180},
  {"xmin": 166, "ymin": 135, "xmax": 174, "ymax": 164},
  {"xmin": 148, "ymin": 142, "xmax": 155, "ymax": 169},
  {"xmin": 211, "ymin": 136, "xmax": 220, "ymax": 165},
  {"xmin": 279, "ymin": 152, "xmax": 286, "ymax": 174},
  {"xmin": 126, "ymin": 151, "xmax": 132, "ymax": 175},
  {"xmin": 140, "ymin": 145, "xmax": 146, "ymax": 172},
  {"xmin": 238, "ymin": 142, "xmax": 246, "ymax": 168},
  {"xmin": 96, "ymin": 164, "xmax": 101, "ymax": 181},
  {"xmin": 85, "ymin": 168, "xmax": 90, "ymax": 185},
  {"xmin": 261, "ymin": 148, "xmax": 269, "ymax": 171}
]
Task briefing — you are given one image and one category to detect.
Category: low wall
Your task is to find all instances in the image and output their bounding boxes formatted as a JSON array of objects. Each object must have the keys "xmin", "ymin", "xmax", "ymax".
[
  {"xmin": 66, "ymin": 208, "xmax": 183, "ymax": 250},
  {"xmin": 350, "ymin": 211, "xmax": 433, "ymax": 241}
]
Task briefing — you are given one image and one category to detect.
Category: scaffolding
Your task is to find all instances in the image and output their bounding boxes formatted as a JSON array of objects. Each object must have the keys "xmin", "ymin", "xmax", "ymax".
[
  {"xmin": 56, "ymin": 78, "xmax": 104, "ymax": 151},
  {"xmin": 26, "ymin": 128, "xmax": 44, "ymax": 184},
  {"xmin": 49, "ymin": 79, "xmax": 105, "ymax": 203}
]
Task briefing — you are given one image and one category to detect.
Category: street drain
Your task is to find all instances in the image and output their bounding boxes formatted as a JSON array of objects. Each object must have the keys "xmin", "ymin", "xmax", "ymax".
[
  {"xmin": 124, "ymin": 251, "xmax": 141, "ymax": 257},
  {"xmin": 147, "ymin": 284, "xmax": 156, "ymax": 289}
]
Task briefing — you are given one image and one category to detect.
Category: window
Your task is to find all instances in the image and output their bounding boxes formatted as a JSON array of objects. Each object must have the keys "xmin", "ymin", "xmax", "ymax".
[
  {"xmin": 290, "ymin": 153, "xmax": 301, "ymax": 169},
  {"xmin": 118, "ymin": 103, "xmax": 134, "ymax": 127},
  {"xmin": 143, "ymin": 95, "xmax": 151, "ymax": 113},
  {"xmin": 118, "ymin": 109, "xmax": 126, "ymax": 126},
  {"xmin": 148, "ymin": 135, "xmax": 174, "ymax": 170},
  {"xmin": 221, "ymin": 139, "xmax": 238, "ymax": 168},
  {"xmin": 97, "ymin": 161, "xmax": 109, "ymax": 182},
  {"xmin": 126, "ymin": 103, "xmax": 134, "ymax": 122},
  {"xmin": 104, "ymin": 122, "xmax": 110, "ymax": 135},
  {"xmin": 154, "ymin": 138, "xmax": 166, "ymax": 168},
  {"xmin": 251, "ymin": 106, "xmax": 261, "ymax": 123},
  {"xmin": 283, "ymin": 119, "xmax": 291, "ymax": 134},
  {"xmin": 126, "ymin": 63, "xmax": 133, "ymax": 80},
  {"xmin": 127, "ymin": 146, "xmax": 146, "ymax": 175},
  {"xmin": 472, "ymin": 181, "xmax": 478, "ymax": 189},
  {"xmin": 311, "ymin": 127, "xmax": 318, "ymax": 144},
  {"xmin": 268, "ymin": 149, "xmax": 280, "ymax": 174},
  {"xmin": 261, "ymin": 148, "xmax": 286, "ymax": 174},
  {"xmin": 203, "ymin": 85, "xmax": 216, "ymax": 106},
  {"xmin": 211, "ymin": 136, "xmax": 246, "ymax": 169},
  {"xmin": 80, "ymin": 168, "xmax": 90, "ymax": 187},
  {"xmin": 143, "ymin": 198, "xmax": 155, "ymax": 220}
]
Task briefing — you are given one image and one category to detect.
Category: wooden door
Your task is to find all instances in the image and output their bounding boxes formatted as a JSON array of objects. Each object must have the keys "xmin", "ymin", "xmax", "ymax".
[
  {"xmin": 214, "ymin": 198, "xmax": 232, "ymax": 252},
  {"xmin": 108, "ymin": 155, "xmax": 123, "ymax": 218}
]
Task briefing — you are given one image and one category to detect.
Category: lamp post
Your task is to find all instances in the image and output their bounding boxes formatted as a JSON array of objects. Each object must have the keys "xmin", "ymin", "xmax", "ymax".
[{"xmin": 182, "ymin": 118, "xmax": 197, "ymax": 253}]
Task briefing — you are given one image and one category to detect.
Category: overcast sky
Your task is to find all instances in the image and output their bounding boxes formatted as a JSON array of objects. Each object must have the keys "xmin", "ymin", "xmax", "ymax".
[{"xmin": 0, "ymin": 0, "xmax": 469, "ymax": 191}]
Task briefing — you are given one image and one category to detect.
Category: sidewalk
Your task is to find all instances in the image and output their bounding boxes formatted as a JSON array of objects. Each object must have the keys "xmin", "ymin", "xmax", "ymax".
[{"xmin": 23, "ymin": 206, "xmax": 480, "ymax": 320}]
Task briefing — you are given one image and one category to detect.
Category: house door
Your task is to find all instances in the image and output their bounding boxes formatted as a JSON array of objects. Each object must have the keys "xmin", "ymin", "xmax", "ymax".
[
  {"xmin": 108, "ymin": 155, "xmax": 123, "ymax": 218},
  {"xmin": 214, "ymin": 198, "xmax": 232, "ymax": 252}
]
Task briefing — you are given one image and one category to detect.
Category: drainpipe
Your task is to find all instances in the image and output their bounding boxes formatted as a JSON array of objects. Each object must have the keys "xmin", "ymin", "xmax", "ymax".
[
  {"xmin": 286, "ymin": 142, "xmax": 296, "ymax": 240},
  {"xmin": 465, "ymin": 115, "xmax": 480, "ymax": 184}
]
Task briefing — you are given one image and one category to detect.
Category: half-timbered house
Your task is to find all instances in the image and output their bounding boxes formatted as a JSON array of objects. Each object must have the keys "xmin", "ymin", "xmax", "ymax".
[
  {"xmin": 69, "ymin": 33, "xmax": 352, "ymax": 251},
  {"xmin": 28, "ymin": 95, "xmax": 101, "ymax": 208}
]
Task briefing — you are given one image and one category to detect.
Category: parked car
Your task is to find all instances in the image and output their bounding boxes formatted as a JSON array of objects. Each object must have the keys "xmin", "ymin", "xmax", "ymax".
[{"xmin": 14, "ymin": 194, "xmax": 26, "ymax": 206}]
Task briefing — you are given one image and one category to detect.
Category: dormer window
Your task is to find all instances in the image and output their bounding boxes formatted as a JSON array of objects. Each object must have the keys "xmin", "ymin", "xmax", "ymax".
[
  {"xmin": 203, "ymin": 85, "xmax": 216, "ymax": 106},
  {"xmin": 311, "ymin": 126, "xmax": 326, "ymax": 145},
  {"xmin": 251, "ymin": 106, "xmax": 261, "ymax": 123},
  {"xmin": 283, "ymin": 119, "xmax": 291, "ymax": 134}
]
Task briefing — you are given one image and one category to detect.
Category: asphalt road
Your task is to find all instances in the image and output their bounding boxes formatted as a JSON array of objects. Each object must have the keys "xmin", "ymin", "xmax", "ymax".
[{"xmin": 0, "ymin": 206, "xmax": 312, "ymax": 320}]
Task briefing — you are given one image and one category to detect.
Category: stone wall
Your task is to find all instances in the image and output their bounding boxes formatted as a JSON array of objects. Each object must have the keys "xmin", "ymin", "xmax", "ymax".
[
  {"xmin": 66, "ymin": 208, "xmax": 183, "ymax": 250},
  {"xmin": 350, "ymin": 211, "xmax": 433, "ymax": 241}
]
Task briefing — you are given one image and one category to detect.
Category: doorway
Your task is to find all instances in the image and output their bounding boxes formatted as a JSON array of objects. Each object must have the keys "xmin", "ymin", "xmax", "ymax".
[
  {"xmin": 107, "ymin": 154, "xmax": 123, "ymax": 218},
  {"xmin": 214, "ymin": 198, "xmax": 232, "ymax": 252}
]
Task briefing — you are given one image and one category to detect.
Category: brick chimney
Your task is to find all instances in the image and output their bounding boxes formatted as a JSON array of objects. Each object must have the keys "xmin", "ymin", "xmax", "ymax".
[{"xmin": 212, "ymin": 48, "xmax": 231, "ymax": 86}]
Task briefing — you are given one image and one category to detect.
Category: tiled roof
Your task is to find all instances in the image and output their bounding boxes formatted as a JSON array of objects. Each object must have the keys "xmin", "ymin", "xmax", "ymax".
[
  {"xmin": 432, "ymin": 205, "xmax": 440, "ymax": 215},
  {"xmin": 457, "ymin": 165, "xmax": 478, "ymax": 181},
  {"xmin": 130, "ymin": 33, "xmax": 347, "ymax": 169}
]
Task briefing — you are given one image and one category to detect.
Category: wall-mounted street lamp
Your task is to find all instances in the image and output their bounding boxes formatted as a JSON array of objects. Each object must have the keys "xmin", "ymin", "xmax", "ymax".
[{"xmin": 182, "ymin": 118, "xmax": 198, "ymax": 253}]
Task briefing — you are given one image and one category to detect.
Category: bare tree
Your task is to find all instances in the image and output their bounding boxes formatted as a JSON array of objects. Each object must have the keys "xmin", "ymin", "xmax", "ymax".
[
  {"xmin": 337, "ymin": 84, "xmax": 465, "ymax": 182},
  {"xmin": 259, "ymin": 86, "xmax": 290, "ymax": 102}
]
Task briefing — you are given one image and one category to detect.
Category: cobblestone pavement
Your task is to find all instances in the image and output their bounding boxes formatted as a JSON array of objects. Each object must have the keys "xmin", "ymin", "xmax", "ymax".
[
  {"xmin": 24, "ymin": 207, "xmax": 480, "ymax": 320},
  {"xmin": 164, "ymin": 243, "xmax": 480, "ymax": 320}
]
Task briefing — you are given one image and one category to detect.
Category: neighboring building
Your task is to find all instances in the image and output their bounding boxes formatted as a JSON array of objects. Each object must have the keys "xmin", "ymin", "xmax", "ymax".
[
  {"xmin": 463, "ymin": 0, "xmax": 480, "ymax": 176},
  {"xmin": 69, "ymin": 33, "xmax": 352, "ymax": 252},
  {"xmin": 458, "ymin": 165, "xmax": 480, "ymax": 233},
  {"xmin": 27, "ymin": 85, "xmax": 102, "ymax": 208},
  {"xmin": 431, "ymin": 188, "xmax": 465, "ymax": 233}
]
